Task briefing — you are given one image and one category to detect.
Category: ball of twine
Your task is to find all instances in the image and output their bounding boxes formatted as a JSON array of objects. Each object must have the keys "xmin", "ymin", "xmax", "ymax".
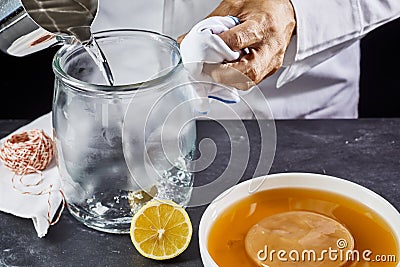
[{"xmin": 0, "ymin": 129, "xmax": 54, "ymax": 175}]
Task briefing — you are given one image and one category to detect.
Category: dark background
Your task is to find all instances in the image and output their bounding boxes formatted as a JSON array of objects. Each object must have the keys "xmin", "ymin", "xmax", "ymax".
[{"xmin": 1, "ymin": 18, "xmax": 400, "ymax": 120}]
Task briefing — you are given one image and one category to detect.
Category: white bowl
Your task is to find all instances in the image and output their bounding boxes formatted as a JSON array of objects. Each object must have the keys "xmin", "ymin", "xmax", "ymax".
[{"xmin": 199, "ymin": 172, "xmax": 400, "ymax": 267}]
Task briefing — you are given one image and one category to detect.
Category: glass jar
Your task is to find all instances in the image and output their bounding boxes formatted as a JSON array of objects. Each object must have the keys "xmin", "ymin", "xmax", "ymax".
[{"xmin": 52, "ymin": 29, "xmax": 196, "ymax": 234}]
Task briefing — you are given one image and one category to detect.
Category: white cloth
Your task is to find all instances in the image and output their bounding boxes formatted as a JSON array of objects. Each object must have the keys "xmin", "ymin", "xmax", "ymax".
[
  {"xmin": 180, "ymin": 16, "xmax": 244, "ymax": 108},
  {"xmin": 0, "ymin": 112, "xmax": 62, "ymax": 238},
  {"xmin": 180, "ymin": 16, "xmax": 241, "ymax": 65},
  {"xmin": 91, "ymin": 0, "xmax": 400, "ymax": 119}
]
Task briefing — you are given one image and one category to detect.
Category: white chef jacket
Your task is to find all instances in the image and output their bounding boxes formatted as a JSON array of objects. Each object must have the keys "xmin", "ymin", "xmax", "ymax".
[{"xmin": 92, "ymin": 0, "xmax": 400, "ymax": 119}]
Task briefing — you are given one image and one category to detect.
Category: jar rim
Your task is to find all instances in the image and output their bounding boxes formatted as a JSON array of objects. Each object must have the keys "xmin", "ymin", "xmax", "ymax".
[{"xmin": 52, "ymin": 29, "xmax": 182, "ymax": 94}]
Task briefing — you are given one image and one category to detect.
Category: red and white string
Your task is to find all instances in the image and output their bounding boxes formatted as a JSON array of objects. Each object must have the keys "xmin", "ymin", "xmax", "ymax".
[{"xmin": 0, "ymin": 129, "xmax": 65, "ymax": 225}]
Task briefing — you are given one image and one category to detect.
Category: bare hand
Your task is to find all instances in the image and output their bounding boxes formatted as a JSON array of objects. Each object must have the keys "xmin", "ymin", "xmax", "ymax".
[{"xmin": 178, "ymin": 0, "xmax": 296, "ymax": 90}]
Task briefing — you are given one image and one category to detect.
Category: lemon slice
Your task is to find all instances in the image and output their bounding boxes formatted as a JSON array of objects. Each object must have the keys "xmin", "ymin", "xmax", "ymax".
[{"xmin": 130, "ymin": 199, "xmax": 193, "ymax": 260}]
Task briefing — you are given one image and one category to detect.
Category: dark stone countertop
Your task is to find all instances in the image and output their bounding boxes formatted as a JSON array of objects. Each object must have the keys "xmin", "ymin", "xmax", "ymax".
[{"xmin": 0, "ymin": 118, "xmax": 399, "ymax": 266}]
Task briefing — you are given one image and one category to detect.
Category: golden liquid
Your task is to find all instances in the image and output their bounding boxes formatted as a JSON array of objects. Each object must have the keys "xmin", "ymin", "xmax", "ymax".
[{"xmin": 207, "ymin": 188, "xmax": 399, "ymax": 267}]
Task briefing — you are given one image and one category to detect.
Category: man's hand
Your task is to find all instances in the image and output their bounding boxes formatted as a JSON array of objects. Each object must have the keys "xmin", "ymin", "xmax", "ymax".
[{"xmin": 178, "ymin": 0, "xmax": 296, "ymax": 90}]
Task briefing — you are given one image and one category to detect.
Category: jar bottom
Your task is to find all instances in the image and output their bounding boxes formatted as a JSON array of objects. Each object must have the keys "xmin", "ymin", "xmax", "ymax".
[
  {"xmin": 65, "ymin": 189, "xmax": 136, "ymax": 234},
  {"xmin": 64, "ymin": 186, "xmax": 192, "ymax": 234},
  {"xmin": 62, "ymin": 166, "xmax": 194, "ymax": 234},
  {"xmin": 67, "ymin": 202, "xmax": 132, "ymax": 234}
]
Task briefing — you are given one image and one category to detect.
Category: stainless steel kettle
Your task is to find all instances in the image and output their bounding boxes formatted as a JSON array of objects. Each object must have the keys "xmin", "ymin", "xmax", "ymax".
[
  {"xmin": 0, "ymin": 0, "xmax": 56, "ymax": 56},
  {"xmin": 0, "ymin": 0, "xmax": 97, "ymax": 57}
]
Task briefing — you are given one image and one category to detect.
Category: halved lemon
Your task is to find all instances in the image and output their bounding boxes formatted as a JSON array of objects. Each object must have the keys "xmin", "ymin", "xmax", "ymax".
[{"xmin": 130, "ymin": 199, "xmax": 193, "ymax": 260}]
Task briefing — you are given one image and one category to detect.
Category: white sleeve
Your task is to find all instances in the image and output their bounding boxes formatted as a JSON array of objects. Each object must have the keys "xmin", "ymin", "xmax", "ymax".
[{"xmin": 277, "ymin": 0, "xmax": 400, "ymax": 87}]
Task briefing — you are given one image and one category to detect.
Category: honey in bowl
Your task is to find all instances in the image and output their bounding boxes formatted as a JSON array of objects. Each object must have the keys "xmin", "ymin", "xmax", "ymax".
[{"xmin": 207, "ymin": 188, "xmax": 399, "ymax": 267}]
